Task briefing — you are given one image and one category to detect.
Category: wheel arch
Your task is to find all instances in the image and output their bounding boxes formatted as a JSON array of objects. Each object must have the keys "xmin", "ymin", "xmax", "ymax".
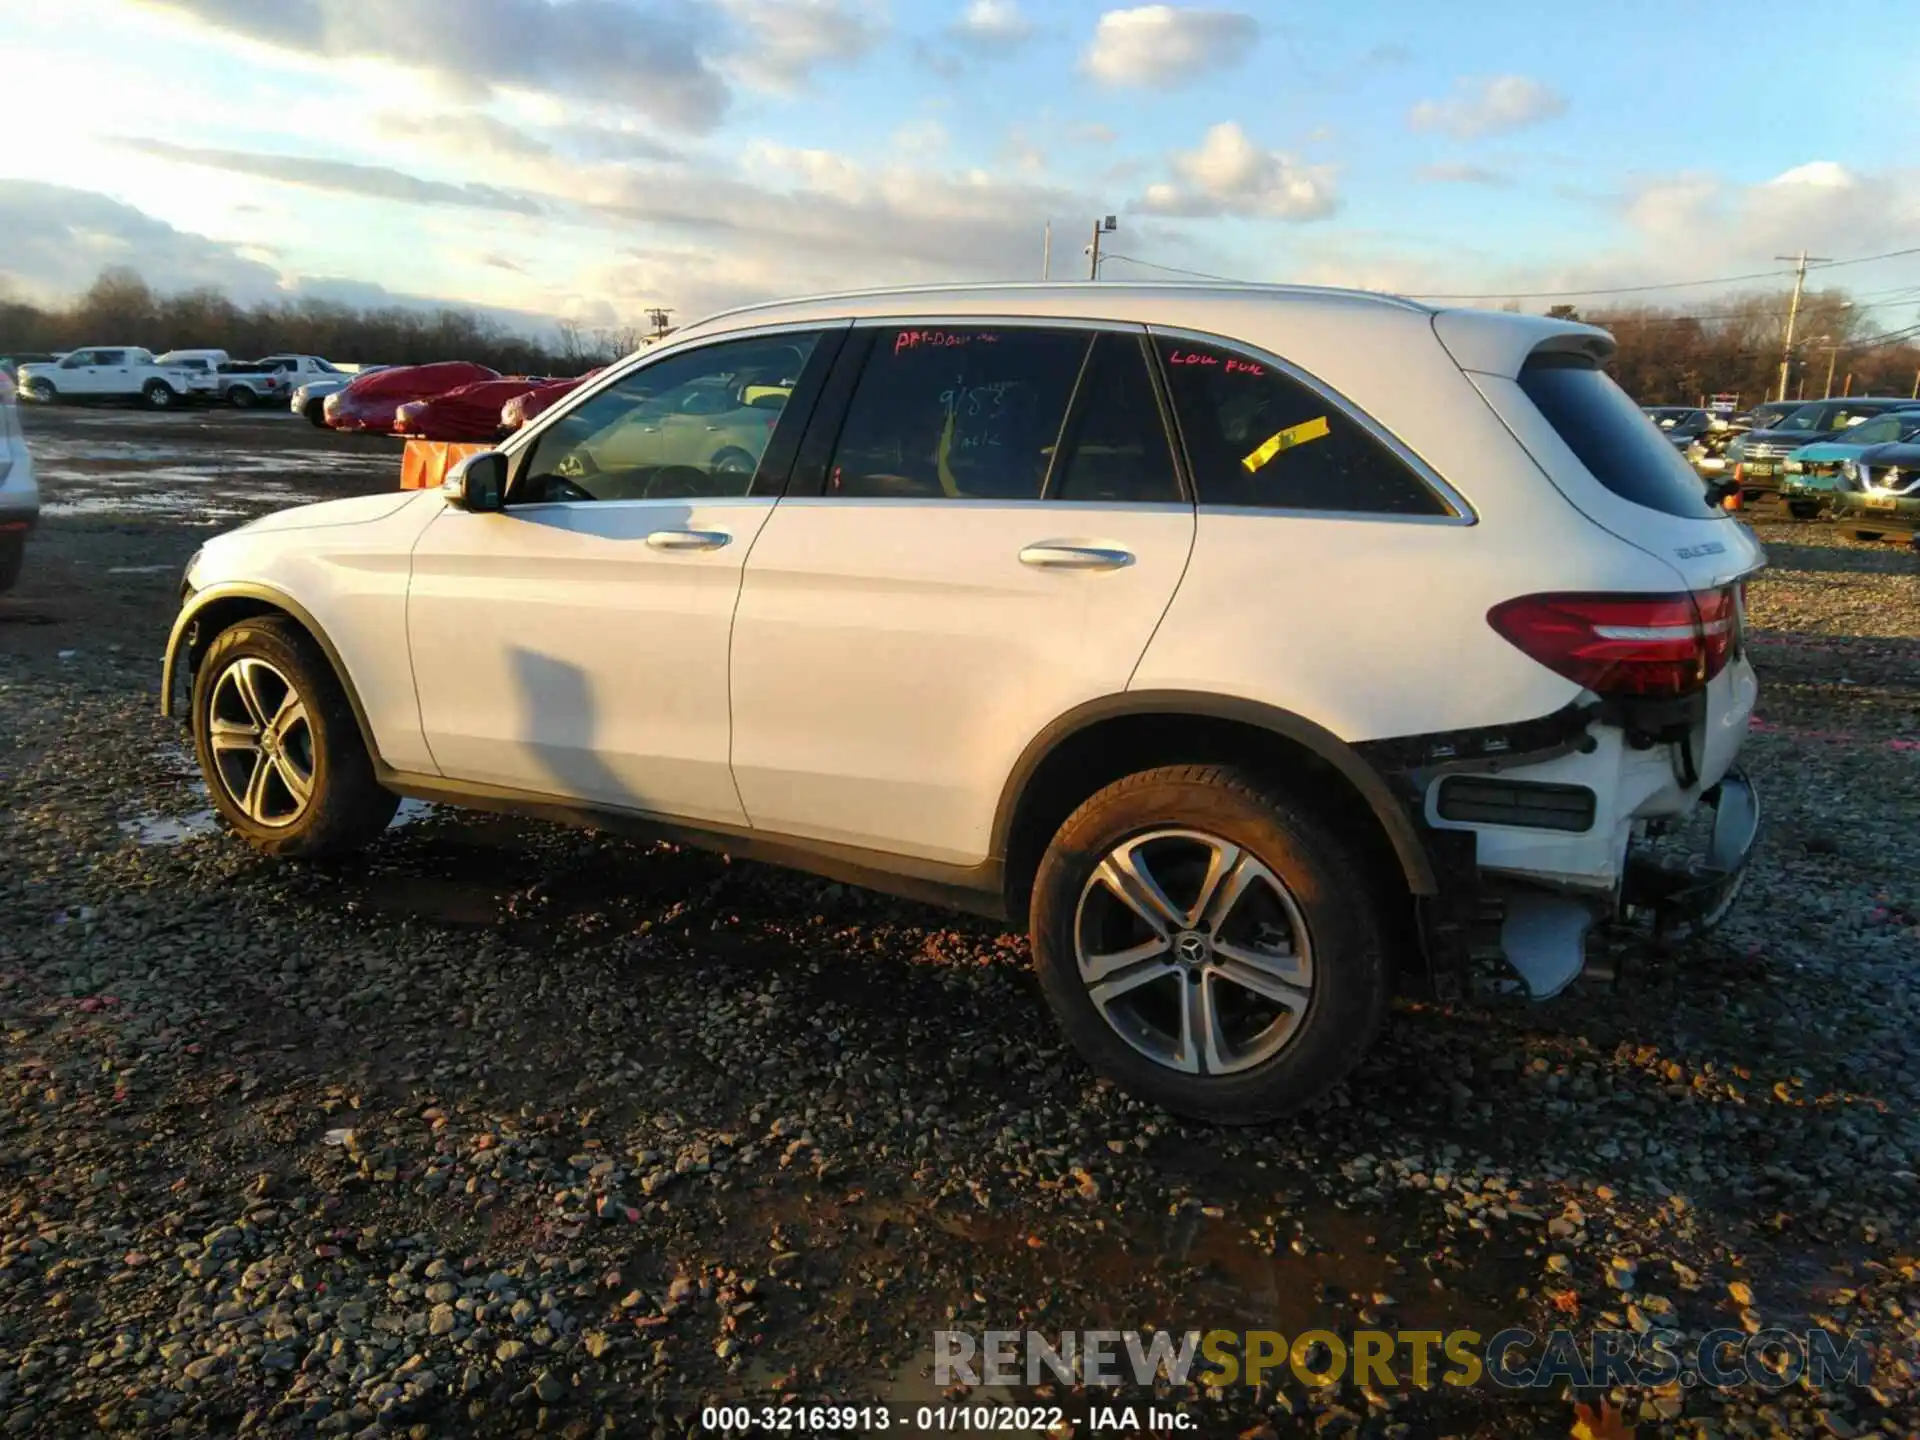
[
  {"xmin": 993, "ymin": 691, "xmax": 1437, "ymax": 923},
  {"xmin": 161, "ymin": 584, "xmax": 380, "ymax": 760}
]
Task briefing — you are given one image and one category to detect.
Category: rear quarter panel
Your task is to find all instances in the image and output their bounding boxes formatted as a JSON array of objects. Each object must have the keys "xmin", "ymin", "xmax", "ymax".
[{"xmin": 1132, "ymin": 322, "xmax": 1688, "ymax": 741}]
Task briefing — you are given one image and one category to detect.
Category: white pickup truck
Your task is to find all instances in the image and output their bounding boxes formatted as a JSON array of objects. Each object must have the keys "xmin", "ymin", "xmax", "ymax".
[
  {"xmin": 17, "ymin": 347, "xmax": 197, "ymax": 409},
  {"xmin": 219, "ymin": 354, "xmax": 346, "ymax": 408}
]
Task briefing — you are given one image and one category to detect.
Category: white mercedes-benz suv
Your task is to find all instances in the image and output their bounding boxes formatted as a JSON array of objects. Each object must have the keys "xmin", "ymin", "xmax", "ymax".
[{"xmin": 162, "ymin": 283, "xmax": 1762, "ymax": 1122}]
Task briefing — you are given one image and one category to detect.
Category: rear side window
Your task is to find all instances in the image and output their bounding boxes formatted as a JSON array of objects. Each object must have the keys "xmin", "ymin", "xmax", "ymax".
[
  {"xmin": 1518, "ymin": 355, "xmax": 1719, "ymax": 518},
  {"xmin": 1155, "ymin": 337, "xmax": 1449, "ymax": 515},
  {"xmin": 826, "ymin": 328, "xmax": 1086, "ymax": 500}
]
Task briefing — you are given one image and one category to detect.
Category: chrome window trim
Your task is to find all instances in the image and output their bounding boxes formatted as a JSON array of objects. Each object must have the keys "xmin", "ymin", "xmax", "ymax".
[
  {"xmin": 847, "ymin": 314, "xmax": 1147, "ymax": 335},
  {"xmin": 1146, "ymin": 322, "xmax": 1477, "ymax": 525}
]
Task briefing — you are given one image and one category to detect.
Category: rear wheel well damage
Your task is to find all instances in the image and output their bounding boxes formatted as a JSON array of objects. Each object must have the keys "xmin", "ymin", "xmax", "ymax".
[{"xmin": 995, "ymin": 706, "xmax": 1433, "ymax": 950}]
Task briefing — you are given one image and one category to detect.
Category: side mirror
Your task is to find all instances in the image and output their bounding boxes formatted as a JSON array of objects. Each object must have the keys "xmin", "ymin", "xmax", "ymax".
[{"xmin": 443, "ymin": 451, "xmax": 507, "ymax": 513}]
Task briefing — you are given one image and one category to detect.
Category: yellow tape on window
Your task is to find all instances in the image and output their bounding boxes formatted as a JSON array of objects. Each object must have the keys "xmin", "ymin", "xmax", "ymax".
[{"xmin": 1241, "ymin": 415, "xmax": 1330, "ymax": 473}]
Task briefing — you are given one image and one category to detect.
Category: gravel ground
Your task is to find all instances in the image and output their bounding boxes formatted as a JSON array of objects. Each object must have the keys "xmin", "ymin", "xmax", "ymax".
[{"xmin": 1, "ymin": 406, "xmax": 1917, "ymax": 1438}]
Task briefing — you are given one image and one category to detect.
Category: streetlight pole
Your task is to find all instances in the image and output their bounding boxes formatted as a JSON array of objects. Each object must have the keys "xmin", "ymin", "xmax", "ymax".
[
  {"xmin": 1774, "ymin": 250, "xmax": 1831, "ymax": 402},
  {"xmin": 1088, "ymin": 214, "xmax": 1116, "ymax": 279}
]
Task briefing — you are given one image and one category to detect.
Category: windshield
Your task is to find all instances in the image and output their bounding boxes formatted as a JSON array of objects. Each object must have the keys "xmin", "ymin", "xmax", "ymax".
[
  {"xmin": 1774, "ymin": 404, "xmax": 1828, "ymax": 432},
  {"xmin": 1841, "ymin": 414, "xmax": 1915, "ymax": 446}
]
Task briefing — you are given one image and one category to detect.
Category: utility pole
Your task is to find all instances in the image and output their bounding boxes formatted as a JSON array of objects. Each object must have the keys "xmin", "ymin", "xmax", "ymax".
[
  {"xmin": 644, "ymin": 307, "xmax": 674, "ymax": 341},
  {"xmin": 1822, "ymin": 344, "xmax": 1839, "ymax": 399},
  {"xmin": 1088, "ymin": 214, "xmax": 1116, "ymax": 279},
  {"xmin": 1774, "ymin": 250, "xmax": 1830, "ymax": 402}
]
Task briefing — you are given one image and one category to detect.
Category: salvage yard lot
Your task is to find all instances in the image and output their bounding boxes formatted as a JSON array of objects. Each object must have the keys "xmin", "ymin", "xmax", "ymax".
[{"xmin": 2, "ymin": 406, "xmax": 1918, "ymax": 1436}]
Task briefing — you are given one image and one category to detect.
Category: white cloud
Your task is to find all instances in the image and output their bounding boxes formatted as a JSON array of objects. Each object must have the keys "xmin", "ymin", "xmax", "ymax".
[
  {"xmin": 1287, "ymin": 163, "xmax": 1920, "ymax": 309},
  {"xmin": 1768, "ymin": 160, "xmax": 1852, "ymax": 189},
  {"xmin": 718, "ymin": 0, "xmax": 887, "ymax": 93},
  {"xmin": 949, "ymin": 0, "xmax": 1032, "ymax": 50},
  {"xmin": 121, "ymin": 139, "xmax": 547, "ymax": 216},
  {"xmin": 1135, "ymin": 122, "xmax": 1337, "ymax": 219},
  {"xmin": 1082, "ymin": 6, "xmax": 1258, "ymax": 89},
  {"xmin": 129, "ymin": 0, "xmax": 731, "ymax": 133},
  {"xmin": 1408, "ymin": 75, "xmax": 1566, "ymax": 140},
  {"xmin": 0, "ymin": 180, "xmax": 282, "ymax": 305},
  {"xmin": 1417, "ymin": 161, "xmax": 1510, "ymax": 187}
]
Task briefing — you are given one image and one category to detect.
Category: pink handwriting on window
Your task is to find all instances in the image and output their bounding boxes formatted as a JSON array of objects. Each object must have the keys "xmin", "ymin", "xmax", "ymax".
[
  {"xmin": 894, "ymin": 330, "xmax": 999, "ymax": 355},
  {"xmin": 1166, "ymin": 348, "xmax": 1263, "ymax": 376}
]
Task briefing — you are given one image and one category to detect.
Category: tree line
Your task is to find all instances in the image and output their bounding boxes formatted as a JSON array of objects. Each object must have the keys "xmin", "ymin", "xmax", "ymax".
[
  {"xmin": 5, "ymin": 267, "xmax": 1918, "ymax": 409},
  {"xmin": 0, "ymin": 268, "xmax": 637, "ymax": 376},
  {"xmin": 1536, "ymin": 289, "xmax": 1920, "ymax": 408}
]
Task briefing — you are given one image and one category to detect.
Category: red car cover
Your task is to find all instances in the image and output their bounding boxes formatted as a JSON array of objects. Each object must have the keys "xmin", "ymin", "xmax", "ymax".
[
  {"xmin": 501, "ymin": 370, "xmax": 602, "ymax": 431},
  {"xmin": 392, "ymin": 378, "xmax": 548, "ymax": 442},
  {"xmin": 323, "ymin": 361, "xmax": 500, "ymax": 434}
]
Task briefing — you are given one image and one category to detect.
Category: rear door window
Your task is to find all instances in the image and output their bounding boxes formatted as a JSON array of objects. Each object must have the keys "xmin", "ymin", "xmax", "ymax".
[
  {"xmin": 824, "ymin": 327, "xmax": 1086, "ymax": 500},
  {"xmin": 1518, "ymin": 355, "xmax": 1719, "ymax": 518},
  {"xmin": 1154, "ymin": 336, "xmax": 1450, "ymax": 515}
]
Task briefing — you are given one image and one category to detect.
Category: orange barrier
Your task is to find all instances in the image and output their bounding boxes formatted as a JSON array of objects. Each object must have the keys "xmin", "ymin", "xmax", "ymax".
[{"xmin": 400, "ymin": 440, "xmax": 488, "ymax": 491}]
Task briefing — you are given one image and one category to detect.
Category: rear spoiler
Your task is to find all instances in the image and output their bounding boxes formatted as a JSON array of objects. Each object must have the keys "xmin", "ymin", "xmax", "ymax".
[{"xmin": 1432, "ymin": 310, "xmax": 1614, "ymax": 379}]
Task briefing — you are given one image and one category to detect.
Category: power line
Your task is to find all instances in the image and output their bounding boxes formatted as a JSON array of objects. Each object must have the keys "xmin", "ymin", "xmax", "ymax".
[
  {"xmin": 1099, "ymin": 241, "xmax": 1920, "ymax": 304},
  {"xmin": 1096, "ymin": 252, "xmax": 1244, "ymax": 282}
]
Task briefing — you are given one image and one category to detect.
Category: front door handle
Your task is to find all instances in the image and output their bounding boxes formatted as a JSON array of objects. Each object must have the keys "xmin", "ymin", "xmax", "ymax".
[
  {"xmin": 646, "ymin": 528, "xmax": 731, "ymax": 552},
  {"xmin": 1018, "ymin": 543, "xmax": 1135, "ymax": 571}
]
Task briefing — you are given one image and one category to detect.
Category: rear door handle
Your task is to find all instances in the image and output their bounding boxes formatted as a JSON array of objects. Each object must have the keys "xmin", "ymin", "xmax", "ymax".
[
  {"xmin": 1018, "ymin": 543, "xmax": 1134, "ymax": 571},
  {"xmin": 645, "ymin": 528, "xmax": 731, "ymax": 552}
]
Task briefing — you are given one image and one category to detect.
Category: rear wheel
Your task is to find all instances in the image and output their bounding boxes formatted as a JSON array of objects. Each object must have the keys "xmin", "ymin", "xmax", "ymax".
[
  {"xmin": 1029, "ymin": 765, "xmax": 1390, "ymax": 1124},
  {"xmin": 1787, "ymin": 501, "xmax": 1821, "ymax": 520},
  {"xmin": 191, "ymin": 617, "xmax": 398, "ymax": 858},
  {"xmin": 0, "ymin": 534, "xmax": 23, "ymax": 593},
  {"xmin": 227, "ymin": 386, "xmax": 256, "ymax": 408},
  {"xmin": 142, "ymin": 381, "xmax": 175, "ymax": 411}
]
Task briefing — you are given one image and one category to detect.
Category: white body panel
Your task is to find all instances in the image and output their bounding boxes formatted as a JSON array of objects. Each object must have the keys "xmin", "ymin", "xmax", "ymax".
[
  {"xmin": 0, "ymin": 376, "xmax": 37, "ymax": 522},
  {"xmin": 187, "ymin": 492, "xmax": 442, "ymax": 773},
  {"xmin": 406, "ymin": 497, "xmax": 772, "ymax": 823},
  {"xmin": 730, "ymin": 499, "xmax": 1194, "ymax": 864}
]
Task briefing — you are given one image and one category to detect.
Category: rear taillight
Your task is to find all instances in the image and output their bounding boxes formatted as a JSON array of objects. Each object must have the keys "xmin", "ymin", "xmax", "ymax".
[{"xmin": 1487, "ymin": 588, "xmax": 1740, "ymax": 698}]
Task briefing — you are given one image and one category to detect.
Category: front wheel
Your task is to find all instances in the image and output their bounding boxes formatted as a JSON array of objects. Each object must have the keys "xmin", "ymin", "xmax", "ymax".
[
  {"xmin": 1029, "ymin": 765, "xmax": 1390, "ymax": 1124},
  {"xmin": 1787, "ymin": 501, "xmax": 1821, "ymax": 520},
  {"xmin": 227, "ymin": 386, "xmax": 256, "ymax": 408},
  {"xmin": 304, "ymin": 399, "xmax": 328, "ymax": 427},
  {"xmin": 142, "ymin": 381, "xmax": 175, "ymax": 411},
  {"xmin": 191, "ymin": 617, "xmax": 398, "ymax": 858},
  {"xmin": 27, "ymin": 380, "xmax": 56, "ymax": 404}
]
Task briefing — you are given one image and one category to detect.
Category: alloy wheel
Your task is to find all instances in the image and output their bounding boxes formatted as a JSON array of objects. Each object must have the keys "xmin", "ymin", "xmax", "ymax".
[
  {"xmin": 1073, "ymin": 828, "xmax": 1314, "ymax": 1076},
  {"xmin": 206, "ymin": 657, "xmax": 316, "ymax": 828}
]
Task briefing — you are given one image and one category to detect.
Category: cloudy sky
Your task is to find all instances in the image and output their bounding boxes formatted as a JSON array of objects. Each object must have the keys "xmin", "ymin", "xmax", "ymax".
[{"xmin": 4, "ymin": 0, "xmax": 1919, "ymax": 334}]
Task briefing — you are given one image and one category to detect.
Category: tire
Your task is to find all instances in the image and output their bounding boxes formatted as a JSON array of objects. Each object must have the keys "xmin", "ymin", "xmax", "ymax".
[
  {"xmin": 305, "ymin": 399, "xmax": 328, "ymax": 427},
  {"xmin": 26, "ymin": 379, "xmax": 55, "ymax": 404},
  {"xmin": 1850, "ymin": 529, "xmax": 1885, "ymax": 543},
  {"xmin": 1787, "ymin": 501, "xmax": 1821, "ymax": 521},
  {"xmin": 191, "ymin": 616, "xmax": 398, "ymax": 859},
  {"xmin": 0, "ymin": 534, "xmax": 23, "ymax": 593},
  {"xmin": 1029, "ymin": 764, "xmax": 1390, "ymax": 1124},
  {"xmin": 227, "ymin": 386, "xmax": 256, "ymax": 409},
  {"xmin": 710, "ymin": 447, "xmax": 758, "ymax": 483},
  {"xmin": 142, "ymin": 381, "xmax": 175, "ymax": 411}
]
